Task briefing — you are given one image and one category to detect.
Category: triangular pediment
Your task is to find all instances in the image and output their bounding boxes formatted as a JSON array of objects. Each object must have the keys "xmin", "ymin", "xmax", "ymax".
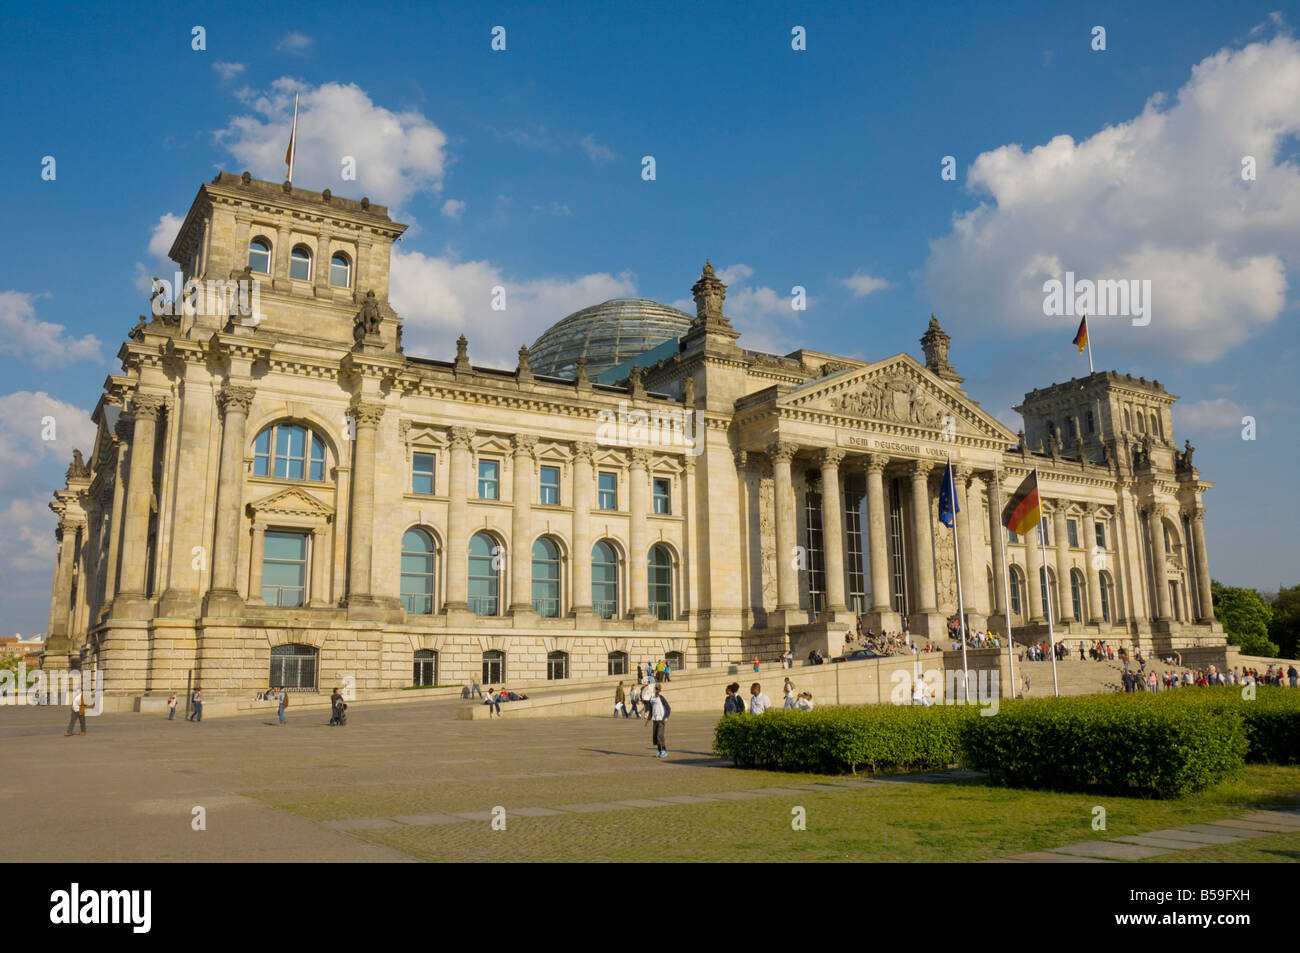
[
  {"xmin": 776, "ymin": 353, "xmax": 1016, "ymax": 443},
  {"xmin": 247, "ymin": 486, "xmax": 335, "ymax": 519}
]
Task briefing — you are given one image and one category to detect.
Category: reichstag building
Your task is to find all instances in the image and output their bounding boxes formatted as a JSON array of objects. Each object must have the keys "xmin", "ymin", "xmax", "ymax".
[{"xmin": 42, "ymin": 173, "xmax": 1224, "ymax": 695}]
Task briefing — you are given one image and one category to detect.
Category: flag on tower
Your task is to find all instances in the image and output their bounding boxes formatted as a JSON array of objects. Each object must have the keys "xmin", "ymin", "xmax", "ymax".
[
  {"xmin": 1072, "ymin": 315, "xmax": 1089, "ymax": 354},
  {"xmin": 938, "ymin": 460, "xmax": 959, "ymax": 529},
  {"xmin": 1001, "ymin": 471, "xmax": 1042, "ymax": 536},
  {"xmin": 285, "ymin": 93, "xmax": 299, "ymax": 182}
]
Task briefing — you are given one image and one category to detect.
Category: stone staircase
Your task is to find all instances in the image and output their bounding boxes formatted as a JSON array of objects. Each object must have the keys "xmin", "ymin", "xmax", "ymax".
[{"xmin": 1012, "ymin": 658, "xmax": 1126, "ymax": 697}]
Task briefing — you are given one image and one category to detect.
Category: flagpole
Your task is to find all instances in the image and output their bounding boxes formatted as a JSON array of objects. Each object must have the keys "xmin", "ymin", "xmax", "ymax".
[
  {"xmin": 1035, "ymin": 467, "xmax": 1060, "ymax": 697},
  {"xmin": 1085, "ymin": 314, "xmax": 1095, "ymax": 374},
  {"xmin": 948, "ymin": 456, "xmax": 970, "ymax": 702},
  {"xmin": 994, "ymin": 467, "xmax": 1017, "ymax": 699},
  {"xmin": 287, "ymin": 93, "xmax": 299, "ymax": 184}
]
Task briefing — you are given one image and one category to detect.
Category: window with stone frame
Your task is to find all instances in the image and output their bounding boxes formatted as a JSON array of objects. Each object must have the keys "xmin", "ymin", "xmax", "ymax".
[
  {"xmin": 1066, "ymin": 519, "xmax": 1079, "ymax": 548},
  {"xmin": 598, "ymin": 471, "xmax": 617, "ymax": 510},
  {"xmin": 652, "ymin": 477, "xmax": 671, "ymax": 514},
  {"xmin": 411, "ymin": 452, "xmax": 435, "ymax": 494},
  {"xmin": 477, "ymin": 459, "xmax": 500, "ymax": 500},
  {"xmin": 539, "ymin": 465, "xmax": 560, "ymax": 505}
]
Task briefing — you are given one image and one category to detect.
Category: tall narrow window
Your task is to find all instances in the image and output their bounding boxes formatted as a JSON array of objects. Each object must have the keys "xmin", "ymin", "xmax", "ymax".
[
  {"xmin": 329, "ymin": 253, "xmax": 351, "ymax": 288},
  {"xmin": 1066, "ymin": 519, "xmax": 1079, "ymax": 548},
  {"xmin": 468, "ymin": 532, "xmax": 500, "ymax": 616},
  {"xmin": 804, "ymin": 481, "xmax": 825, "ymax": 615},
  {"xmin": 648, "ymin": 544, "xmax": 673, "ymax": 620},
  {"xmin": 413, "ymin": 649, "xmax": 438, "ymax": 686},
  {"xmin": 1099, "ymin": 571, "xmax": 1114, "ymax": 623},
  {"xmin": 539, "ymin": 466, "xmax": 560, "ymax": 505},
  {"xmin": 652, "ymin": 478, "xmax": 671, "ymax": 514},
  {"xmin": 477, "ymin": 460, "xmax": 499, "ymax": 500},
  {"xmin": 262, "ymin": 531, "xmax": 307, "ymax": 607},
  {"xmin": 598, "ymin": 471, "xmax": 617, "ymax": 510},
  {"xmin": 400, "ymin": 529, "xmax": 436, "ymax": 615},
  {"xmin": 546, "ymin": 651, "xmax": 569, "ymax": 681},
  {"xmin": 412, "ymin": 452, "xmax": 435, "ymax": 494},
  {"xmin": 248, "ymin": 238, "xmax": 271, "ymax": 274},
  {"xmin": 1009, "ymin": 566, "xmax": 1023, "ymax": 616},
  {"xmin": 592, "ymin": 541, "xmax": 619, "ymax": 619},
  {"xmin": 482, "ymin": 650, "xmax": 504, "ymax": 684},
  {"xmin": 531, "ymin": 537, "xmax": 561, "ymax": 618},
  {"xmin": 887, "ymin": 478, "xmax": 908, "ymax": 615},
  {"xmin": 607, "ymin": 651, "xmax": 628, "ymax": 676},
  {"xmin": 290, "ymin": 245, "xmax": 312, "ymax": 281},
  {"xmin": 844, "ymin": 480, "xmax": 865, "ymax": 613},
  {"xmin": 1094, "ymin": 521, "xmax": 1106, "ymax": 549},
  {"xmin": 1070, "ymin": 569, "xmax": 1084, "ymax": 622}
]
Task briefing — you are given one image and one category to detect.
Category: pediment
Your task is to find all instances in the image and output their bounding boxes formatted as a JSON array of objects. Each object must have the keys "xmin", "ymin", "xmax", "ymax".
[
  {"xmin": 777, "ymin": 353, "xmax": 1016, "ymax": 443},
  {"xmin": 247, "ymin": 486, "xmax": 335, "ymax": 520}
]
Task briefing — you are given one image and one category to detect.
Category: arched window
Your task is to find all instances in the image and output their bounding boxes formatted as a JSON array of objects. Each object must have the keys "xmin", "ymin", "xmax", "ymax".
[
  {"xmin": 469, "ymin": 533, "xmax": 500, "ymax": 616},
  {"xmin": 531, "ymin": 537, "xmax": 561, "ymax": 618},
  {"xmin": 665, "ymin": 650, "xmax": 685, "ymax": 672},
  {"xmin": 1008, "ymin": 566, "xmax": 1024, "ymax": 616},
  {"xmin": 546, "ymin": 650, "xmax": 569, "ymax": 681},
  {"xmin": 401, "ymin": 529, "xmax": 436, "ymax": 615},
  {"xmin": 253, "ymin": 423, "xmax": 326, "ymax": 481},
  {"xmin": 1040, "ymin": 567, "xmax": 1057, "ymax": 616},
  {"xmin": 269, "ymin": 643, "xmax": 317, "ymax": 690},
  {"xmin": 248, "ymin": 237, "xmax": 272, "ymax": 274},
  {"xmin": 592, "ymin": 540, "xmax": 619, "ymax": 619},
  {"xmin": 413, "ymin": 649, "xmax": 438, "ymax": 686},
  {"xmin": 648, "ymin": 544, "xmax": 674, "ymax": 620},
  {"xmin": 329, "ymin": 252, "xmax": 351, "ymax": 288},
  {"xmin": 1070, "ymin": 569, "xmax": 1085, "ymax": 622},
  {"xmin": 1086, "ymin": 410, "xmax": 1095, "ymax": 434},
  {"xmin": 482, "ymin": 649, "xmax": 504, "ymax": 684},
  {"xmin": 1099, "ymin": 571, "xmax": 1115, "ymax": 624},
  {"xmin": 607, "ymin": 651, "xmax": 628, "ymax": 676},
  {"xmin": 1151, "ymin": 414, "xmax": 1161, "ymax": 438},
  {"xmin": 1123, "ymin": 408, "xmax": 1132, "ymax": 430},
  {"xmin": 290, "ymin": 244, "xmax": 312, "ymax": 281},
  {"xmin": 1137, "ymin": 413, "xmax": 1146, "ymax": 433}
]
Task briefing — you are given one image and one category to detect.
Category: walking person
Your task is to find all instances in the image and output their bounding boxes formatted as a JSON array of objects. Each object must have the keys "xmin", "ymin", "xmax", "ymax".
[
  {"xmin": 329, "ymin": 686, "xmax": 344, "ymax": 725},
  {"xmin": 723, "ymin": 682, "xmax": 745, "ymax": 715},
  {"xmin": 188, "ymin": 687, "xmax": 203, "ymax": 722},
  {"xmin": 749, "ymin": 682, "xmax": 771, "ymax": 714},
  {"xmin": 783, "ymin": 677, "xmax": 797, "ymax": 709},
  {"xmin": 645, "ymin": 684, "xmax": 670, "ymax": 759},
  {"xmin": 277, "ymin": 685, "xmax": 288, "ymax": 725},
  {"xmin": 167, "ymin": 692, "xmax": 178, "ymax": 721},
  {"xmin": 470, "ymin": 678, "xmax": 484, "ymax": 700},
  {"xmin": 614, "ymin": 681, "xmax": 628, "ymax": 718},
  {"xmin": 64, "ymin": 682, "xmax": 88, "ymax": 736}
]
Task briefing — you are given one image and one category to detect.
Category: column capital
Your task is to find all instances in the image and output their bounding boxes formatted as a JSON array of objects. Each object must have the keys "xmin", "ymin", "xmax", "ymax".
[
  {"xmin": 629, "ymin": 447, "xmax": 651, "ymax": 468},
  {"xmin": 512, "ymin": 433, "xmax": 538, "ymax": 457},
  {"xmin": 1184, "ymin": 504, "xmax": 1206, "ymax": 522},
  {"xmin": 252, "ymin": 520, "xmax": 269, "ymax": 533},
  {"xmin": 820, "ymin": 448, "xmax": 846, "ymax": 469},
  {"xmin": 216, "ymin": 385, "xmax": 256, "ymax": 417},
  {"xmin": 449, "ymin": 426, "xmax": 475, "ymax": 449},
  {"xmin": 952, "ymin": 463, "xmax": 973, "ymax": 482},
  {"xmin": 131, "ymin": 393, "xmax": 167, "ymax": 420},
  {"xmin": 908, "ymin": 459, "xmax": 932, "ymax": 478},
  {"xmin": 114, "ymin": 416, "xmax": 134, "ymax": 441},
  {"xmin": 733, "ymin": 449, "xmax": 748, "ymax": 470},
  {"xmin": 572, "ymin": 441, "xmax": 597, "ymax": 463},
  {"xmin": 767, "ymin": 441, "xmax": 799, "ymax": 464},
  {"xmin": 864, "ymin": 452, "xmax": 889, "ymax": 474},
  {"xmin": 349, "ymin": 399, "xmax": 385, "ymax": 427}
]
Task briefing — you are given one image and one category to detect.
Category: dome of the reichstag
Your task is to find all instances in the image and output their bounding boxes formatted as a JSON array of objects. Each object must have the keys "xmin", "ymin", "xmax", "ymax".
[{"xmin": 529, "ymin": 298, "xmax": 693, "ymax": 379}]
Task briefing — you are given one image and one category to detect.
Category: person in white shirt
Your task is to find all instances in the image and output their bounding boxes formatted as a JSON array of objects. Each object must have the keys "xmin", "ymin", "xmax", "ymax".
[
  {"xmin": 783, "ymin": 677, "xmax": 796, "ymax": 709},
  {"xmin": 65, "ymin": 686, "xmax": 88, "ymax": 735},
  {"xmin": 645, "ymin": 685, "xmax": 669, "ymax": 758},
  {"xmin": 795, "ymin": 692, "xmax": 814, "ymax": 711},
  {"xmin": 749, "ymin": 682, "xmax": 771, "ymax": 714},
  {"xmin": 912, "ymin": 675, "xmax": 931, "ymax": 707}
]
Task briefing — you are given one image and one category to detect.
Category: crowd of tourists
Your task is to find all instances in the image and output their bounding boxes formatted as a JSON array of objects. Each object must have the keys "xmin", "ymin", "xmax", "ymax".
[
  {"xmin": 722, "ymin": 680, "xmax": 811, "ymax": 714},
  {"xmin": 1122, "ymin": 661, "xmax": 1299, "ymax": 692}
]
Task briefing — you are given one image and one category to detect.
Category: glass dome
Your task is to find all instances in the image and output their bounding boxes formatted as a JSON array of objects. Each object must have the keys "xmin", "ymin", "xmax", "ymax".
[{"xmin": 529, "ymin": 298, "xmax": 693, "ymax": 379}]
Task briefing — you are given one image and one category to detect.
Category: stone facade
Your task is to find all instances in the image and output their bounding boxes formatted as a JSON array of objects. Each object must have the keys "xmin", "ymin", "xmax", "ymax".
[{"xmin": 42, "ymin": 173, "xmax": 1224, "ymax": 696}]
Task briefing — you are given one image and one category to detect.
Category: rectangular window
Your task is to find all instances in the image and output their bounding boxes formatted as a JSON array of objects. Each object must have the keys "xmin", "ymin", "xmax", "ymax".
[
  {"xmin": 261, "ymin": 531, "xmax": 307, "ymax": 607},
  {"xmin": 477, "ymin": 460, "xmax": 499, "ymax": 500},
  {"xmin": 412, "ymin": 452, "xmax": 435, "ymax": 495},
  {"xmin": 1007, "ymin": 528, "xmax": 1019, "ymax": 544},
  {"xmin": 1095, "ymin": 521, "xmax": 1106, "ymax": 549},
  {"xmin": 539, "ymin": 465, "xmax": 560, "ymax": 505},
  {"xmin": 1066, "ymin": 519, "xmax": 1079, "ymax": 548},
  {"xmin": 598, "ymin": 471, "xmax": 617, "ymax": 510},
  {"xmin": 652, "ymin": 477, "xmax": 671, "ymax": 514}
]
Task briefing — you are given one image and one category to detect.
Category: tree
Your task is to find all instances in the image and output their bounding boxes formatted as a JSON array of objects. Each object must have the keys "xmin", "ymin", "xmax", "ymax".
[
  {"xmin": 1268, "ymin": 584, "xmax": 1300, "ymax": 659},
  {"xmin": 1211, "ymin": 581, "xmax": 1278, "ymax": 657}
]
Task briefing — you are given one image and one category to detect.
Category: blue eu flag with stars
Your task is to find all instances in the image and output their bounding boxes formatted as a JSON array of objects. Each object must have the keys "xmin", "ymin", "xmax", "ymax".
[{"xmin": 938, "ymin": 461, "xmax": 959, "ymax": 529}]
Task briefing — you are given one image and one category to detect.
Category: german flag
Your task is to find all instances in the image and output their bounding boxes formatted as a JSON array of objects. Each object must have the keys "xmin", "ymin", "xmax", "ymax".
[
  {"xmin": 1073, "ymin": 315, "xmax": 1088, "ymax": 354},
  {"xmin": 1002, "ymin": 471, "xmax": 1042, "ymax": 536}
]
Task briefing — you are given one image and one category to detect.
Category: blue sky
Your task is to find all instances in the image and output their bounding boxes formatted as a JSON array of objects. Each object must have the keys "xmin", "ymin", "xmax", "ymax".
[{"xmin": 1, "ymin": 1, "xmax": 1297, "ymax": 636}]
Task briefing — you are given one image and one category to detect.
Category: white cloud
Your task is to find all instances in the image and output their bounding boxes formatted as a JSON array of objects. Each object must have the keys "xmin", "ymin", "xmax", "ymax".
[
  {"xmin": 0, "ymin": 491, "xmax": 56, "ymax": 576},
  {"xmin": 671, "ymin": 263, "xmax": 805, "ymax": 355},
  {"xmin": 0, "ymin": 293, "xmax": 102, "ymax": 369},
  {"xmin": 532, "ymin": 201, "xmax": 571, "ymax": 216},
  {"xmin": 276, "ymin": 32, "xmax": 313, "ymax": 53},
  {"xmin": 0, "ymin": 391, "xmax": 98, "ymax": 480},
  {"xmin": 441, "ymin": 199, "xmax": 465, "ymax": 221},
  {"xmin": 580, "ymin": 133, "xmax": 616, "ymax": 162},
  {"xmin": 390, "ymin": 249, "xmax": 636, "ymax": 368},
  {"xmin": 841, "ymin": 270, "xmax": 892, "ymax": 298},
  {"xmin": 133, "ymin": 212, "xmax": 183, "ymax": 294},
  {"xmin": 1177, "ymin": 397, "xmax": 1252, "ymax": 431},
  {"xmin": 213, "ymin": 61, "xmax": 245, "ymax": 81},
  {"xmin": 216, "ymin": 79, "xmax": 448, "ymax": 207},
  {"xmin": 923, "ymin": 33, "xmax": 1300, "ymax": 365}
]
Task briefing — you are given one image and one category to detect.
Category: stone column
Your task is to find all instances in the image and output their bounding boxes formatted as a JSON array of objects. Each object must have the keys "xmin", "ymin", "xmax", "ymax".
[
  {"xmin": 249, "ymin": 521, "xmax": 267, "ymax": 603},
  {"xmin": 444, "ymin": 427, "xmax": 474, "ymax": 611},
  {"xmin": 346, "ymin": 399, "xmax": 384, "ymax": 606},
  {"xmin": 310, "ymin": 526, "xmax": 329, "ymax": 607},
  {"xmin": 986, "ymin": 474, "xmax": 1007, "ymax": 617},
  {"xmin": 1084, "ymin": 505, "xmax": 1105, "ymax": 624},
  {"xmin": 908, "ymin": 461, "xmax": 937, "ymax": 613},
  {"xmin": 1053, "ymin": 503, "xmax": 1072, "ymax": 623},
  {"xmin": 628, "ymin": 448, "xmax": 651, "ymax": 617},
  {"xmin": 273, "ymin": 222, "xmax": 291, "ymax": 289},
  {"xmin": 1189, "ymin": 505, "xmax": 1215, "ymax": 622},
  {"xmin": 684, "ymin": 456, "xmax": 697, "ymax": 618},
  {"xmin": 954, "ymin": 465, "xmax": 979, "ymax": 623},
  {"xmin": 865, "ymin": 454, "xmax": 891, "ymax": 613},
  {"xmin": 509, "ymin": 434, "xmax": 537, "ymax": 614},
  {"xmin": 116, "ymin": 394, "xmax": 165, "ymax": 603},
  {"xmin": 1026, "ymin": 519, "xmax": 1046, "ymax": 623},
  {"xmin": 46, "ymin": 519, "xmax": 79, "ymax": 648},
  {"xmin": 1147, "ymin": 506, "xmax": 1172, "ymax": 621},
  {"xmin": 102, "ymin": 433, "xmax": 129, "ymax": 615},
  {"xmin": 770, "ymin": 442, "xmax": 800, "ymax": 611},
  {"xmin": 819, "ymin": 449, "xmax": 848, "ymax": 614},
  {"xmin": 205, "ymin": 386, "xmax": 254, "ymax": 611},
  {"xmin": 571, "ymin": 442, "xmax": 595, "ymax": 614},
  {"xmin": 314, "ymin": 228, "xmax": 332, "ymax": 295}
]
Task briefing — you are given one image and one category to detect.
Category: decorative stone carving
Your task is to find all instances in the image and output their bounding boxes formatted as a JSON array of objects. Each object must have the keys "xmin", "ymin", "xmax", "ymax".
[
  {"xmin": 629, "ymin": 447, "xmax": 650, "ymax": 468},
  {"xmin": 682, "ymin": 376, "xmax": 695, "ymax": 408},
  {"xmin": 820, "ymin": 448, "xmax": 846, "ymax": 469},
  {"xmin": 920, "ymin": 315, "xmax": 952, "ymax": 374},
  {"xmin": 516, "ymin": 345, "xmax": 532, "ymax": 378},
  {"xmin": 767, "ymin": 441, "xmax": 799, "ymax": 464},
  {"xmin": 758, "ymin": 470, "xmax": 776, "ymax": 608},
  {"xmin": 628, "ymin": 365, "xmax": 645, "ymax": 399},
  {"xmin": 512, "ymin": 433, "xmax": 537, "ymax": 456},
  {"xmin": 1176, "ymin": 439, "xmax": 1196, "ymax": 472},
  {"xmin": 865, "ymin": 452, "xmax": 889, "ymax": 474},
  {"xmin": 349, "ymin": 400, "xmax": 385, "ymax": 427},
  {"xmin": 909, "ymin": 459, "xmax": 932, "ymax": 477},
  {"xmin": 131, "ymin": 393, "xmax": 166, "ymax": 420},
  {"xmin": 572, "ymin": 441, "xmax": 596, "ymax": 462},
  {"xmin": 734, "ymin": 449, "xmax": 748, "ymax": 470},
  {"xmin": 216, "ymin": 385, "xmax": 255, "ymax": 417},
  {"xmin": 66, "ymin": 450, "xmax": 90, "ymax": 481},
  {"xmin": 449, "ymin": 426, "xmax": 475, "ymax": 449},
  {"xmin": 454, "ymin": 334, "xmax": 469, "ymax": 369},
  {"xmin": 354, "ymin": 290, "xmax": 382, "ymax": 343},
  {"xmin": 690, "ymin": 259, "xmax": 732, "ymax": 330},
  {"xmin": 575, "ymin": 354, "xmax": 589, "ymax": 387},
  {"xmin": 831, "ymin": 373, "xmax": 948, "ymax": 429}
]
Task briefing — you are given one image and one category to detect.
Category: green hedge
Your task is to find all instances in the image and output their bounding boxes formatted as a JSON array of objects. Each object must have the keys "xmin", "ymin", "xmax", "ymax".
[
  {"xmin": 959, "ymin": 694, "xmax": 1248, "ymax": 798},
  {"xmin": 713, "ymin": 705, "xmax": 977, "ymax": 774},
  {"xmin": 1150, "ymin": 686, "xmax": 1300, "ymax": 765}
]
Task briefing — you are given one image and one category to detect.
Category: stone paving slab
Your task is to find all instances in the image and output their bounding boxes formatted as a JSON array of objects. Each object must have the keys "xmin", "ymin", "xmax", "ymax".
[
  {"xmin": 322, "ymin": 817, "xmax": 402, "ymax": 831},
  {"xmin": 1241, "ymin": 811, "xmax": 1300, "ymax": 828},
  {"xmin": 709, "ymin": 791, "xmax": 764, "ymax": 800},
  {"xmin": 1209, "ymin": 819, "xmax": 1300, "ymax": 834},
  {"xmin": 1047, "ymin": 840, "xmax": 1172, "ymax": 860},
  {"xmin": 1112, "ymin": 835, "xmax": 1206, "ymax": 851},
  {"xmin": 509, "ymin": 806, "xmax": 570, "ymax": 817},
  {"xmin": 656, "ymin": 794, "xmax": 722, "ymax": 804},
  {"xmin": 617, "ymin": 798, "xmax": 675, "ymax": 808},
  {"xmin": 1143, "ymin": 828, "xmax": 1246, "ymax": 845},
  {"xmin": 392, "ymin": 813, "xmax": 464, "ymax": 826},
  {"xmin": 1010, "ymin": 851, "xmax": 1114, "ymax": 863},
  {"xmin": 749, "ymin": 787, "xmax": 817, "ymax": 796},
  {"xmin": 1180, "ymin": 823, "xmax": 1268, "ymax": 840},
  {"xmin": 452, "ymin": 811, "xmax": 497, "ymax": 821},
  {"xmin": 554, "ymin": 802, "xmax": 639, "ymax": 813}
]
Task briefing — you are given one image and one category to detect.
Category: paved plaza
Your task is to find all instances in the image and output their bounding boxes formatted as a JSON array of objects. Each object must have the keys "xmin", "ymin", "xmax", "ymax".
[{"xmin": 4, "ymin": 698, "xmax": 1298, "ymax": 863}]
